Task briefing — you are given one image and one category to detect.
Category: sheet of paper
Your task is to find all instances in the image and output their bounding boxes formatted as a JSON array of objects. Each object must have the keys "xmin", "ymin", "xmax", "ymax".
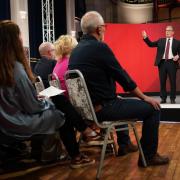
[{"xmin": 39, "ymin": 86, "xmax": 65, "ymax": 98}]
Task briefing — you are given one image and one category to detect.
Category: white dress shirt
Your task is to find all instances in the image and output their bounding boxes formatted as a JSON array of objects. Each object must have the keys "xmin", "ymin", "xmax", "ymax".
[{"xmin": 162, "ymin": 37, "xmax": 174, "ymax": 59}]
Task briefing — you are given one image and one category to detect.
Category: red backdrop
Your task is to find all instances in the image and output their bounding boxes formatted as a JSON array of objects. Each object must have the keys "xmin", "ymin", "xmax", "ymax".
[{"xmin": 104, "ymin": 23, "xmax": 180, "ymax": 93}]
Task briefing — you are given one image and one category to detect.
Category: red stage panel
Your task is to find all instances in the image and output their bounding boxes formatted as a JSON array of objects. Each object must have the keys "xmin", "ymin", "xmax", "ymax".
[{"xmin": 104, "ymin": 23, "xmax": 180, "ymax": 93}]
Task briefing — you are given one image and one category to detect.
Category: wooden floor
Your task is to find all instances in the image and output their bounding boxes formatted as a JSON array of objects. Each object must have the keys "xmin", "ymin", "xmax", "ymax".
[{"xmin": 2, "ymin": 123, "xmax": 180, "ymax": 180}]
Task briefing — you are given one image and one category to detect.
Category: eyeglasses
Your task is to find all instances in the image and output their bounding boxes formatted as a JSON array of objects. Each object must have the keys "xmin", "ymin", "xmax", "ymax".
[{"xmin": 98, "ymin": 24, "xmax": 107, "ymax": 29}]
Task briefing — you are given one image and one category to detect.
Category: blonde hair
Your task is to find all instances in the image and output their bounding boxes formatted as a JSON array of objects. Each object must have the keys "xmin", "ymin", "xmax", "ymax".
[{"xmin": 54, "ymin": 35, "xmax": 78, "ymax": 59}]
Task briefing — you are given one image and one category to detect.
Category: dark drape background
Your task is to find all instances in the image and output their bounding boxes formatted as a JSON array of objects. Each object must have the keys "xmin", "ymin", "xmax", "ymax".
[
  {"xmin": 27, "ymin": 0, "xmax": 86, "ymax": 58},
  {"xmin": 75, "ymin": 0, "xmax": 86, "ymax": 18},
  {"xmin": 54, "ymin": 0, "xmax": 67, "ymax": 40},
  {"xmin": 28, "ymin": 0, "xmax": 67, "ymax": 58},
  {"xmin": 0, "ymin": 0, "xmax": 10, "ymax": 20},
  {"xmin": 28, "ymin": 0, "xmax": 42, "ymax": 58},
  {"xmin": 0, "ymin": 0, "xmax": 85, "ymax": 57},
  {"xmin": 0, "ymin": 0, "xmax": 82, "ymax": 57}
]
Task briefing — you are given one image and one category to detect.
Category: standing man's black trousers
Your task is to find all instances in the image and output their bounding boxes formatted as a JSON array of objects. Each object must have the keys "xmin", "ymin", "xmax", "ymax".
[{"xmin": 158, "ymin": 59, "xmax": 177, "ymax": 101}]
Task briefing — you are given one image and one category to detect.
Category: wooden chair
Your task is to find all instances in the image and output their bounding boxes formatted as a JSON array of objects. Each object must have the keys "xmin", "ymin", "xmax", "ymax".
[{"xmin": 65, "ymin": 69, "xmax": 147, "ymax": 179}]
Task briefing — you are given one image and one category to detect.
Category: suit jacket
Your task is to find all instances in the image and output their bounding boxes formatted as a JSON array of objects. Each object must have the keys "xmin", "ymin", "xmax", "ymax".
[
  {"xmin": 34, "ymin": 57, "xmax": 56, "ymax": 88},
  {"xmin": 143, "ymin": 37, "xmax": 180, "ymax": 66}
]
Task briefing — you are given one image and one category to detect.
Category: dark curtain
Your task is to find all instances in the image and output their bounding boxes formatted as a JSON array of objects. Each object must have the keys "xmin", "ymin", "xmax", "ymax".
[
  {"xmin": 0, "ymin": 0, "xmax": 10, "ymax": 20},
  {"xmin": 28, "ymin": 0, "xmax": 67, "ymax": 58},
  {"xmin": 28, "ymin": 0, "xmax": 42, "ymax": 58},
  {"xmin": 54, "ymin": 0, "xmax": 67, "ymax": 40},
  {"xmin": 75, "ymin": 0, "xmax": 86, "ymax": 41},
  {"xmin": 1, "ymin": 0, "xmax": 79, "ymax": 57},
  {"xmin": 75, "ymin": 0, "xmax": 86, "ymax": 18}
]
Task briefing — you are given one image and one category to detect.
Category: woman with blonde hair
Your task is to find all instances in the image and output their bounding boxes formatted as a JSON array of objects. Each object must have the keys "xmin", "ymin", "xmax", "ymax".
[
  {"xmin": 53, "ymin": 35, "xmax": 78, "ymax": 96},
  {"xmin": 53, "ymin": 35, "xmax": 103, "ymax": 147}
]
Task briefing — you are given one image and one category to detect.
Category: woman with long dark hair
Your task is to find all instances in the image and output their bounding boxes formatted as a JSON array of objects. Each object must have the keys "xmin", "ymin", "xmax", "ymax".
[
  {"xmin": 0, "ymin": 20, "xmax": 65, "ymax": 139},
  {"xmin": 0, "ymin": 20, "xmax": 95, "ymax": 168}
]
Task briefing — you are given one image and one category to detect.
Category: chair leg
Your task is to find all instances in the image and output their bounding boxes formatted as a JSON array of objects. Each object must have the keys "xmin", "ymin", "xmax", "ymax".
[
  {"xmin": 96, "ymin": 127, "xmax": 112, "ymax": 179},
  {"xmin": 131, "ymin": 124, "xmax": 147, "ymax": 167},
  {"xmin": 110, "ymin": 131, "xmax": 118, "ymax": 156}
]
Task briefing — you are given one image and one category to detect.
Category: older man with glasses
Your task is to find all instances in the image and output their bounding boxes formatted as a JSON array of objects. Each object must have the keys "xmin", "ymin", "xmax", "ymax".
[{"xmin": 69, "ymin": 11, "xmax": 170, "ymax": 166}]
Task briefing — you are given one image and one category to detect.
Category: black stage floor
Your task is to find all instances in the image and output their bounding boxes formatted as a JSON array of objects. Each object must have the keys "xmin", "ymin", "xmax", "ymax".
[{"xmin": 152, "ymin": 95, "xmax": 180, "ymax": 122}]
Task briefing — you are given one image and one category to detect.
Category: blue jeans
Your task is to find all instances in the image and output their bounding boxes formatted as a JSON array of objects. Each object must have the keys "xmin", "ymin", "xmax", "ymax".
[{"xmin": 96, "ymin": 97, "xmax": 160, "ymax": 159}]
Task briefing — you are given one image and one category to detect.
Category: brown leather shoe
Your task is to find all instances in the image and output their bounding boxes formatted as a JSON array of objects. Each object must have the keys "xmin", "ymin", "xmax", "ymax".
[
  {"xmin": 117, "ymin": 142, "xmax": 138, "ymax": 156},
  {"xmin": 138, "ymin": 153, "xmax": 169, "ymax": 167}
]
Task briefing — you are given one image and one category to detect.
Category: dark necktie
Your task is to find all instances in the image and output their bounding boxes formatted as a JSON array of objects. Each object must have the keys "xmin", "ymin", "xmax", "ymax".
[{"xmin": 165, "ymin": 39, "xmax": 170, "ymax": 60}]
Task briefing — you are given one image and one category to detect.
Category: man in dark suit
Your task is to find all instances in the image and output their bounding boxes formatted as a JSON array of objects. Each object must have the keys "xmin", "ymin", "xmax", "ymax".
[
  {"xmin": 142, "ymin": 26, "xmax": 180, "ymax": 104},
  {"xmin": 34, "ymin": 42, "xmax": 56, "ymax": 88}
]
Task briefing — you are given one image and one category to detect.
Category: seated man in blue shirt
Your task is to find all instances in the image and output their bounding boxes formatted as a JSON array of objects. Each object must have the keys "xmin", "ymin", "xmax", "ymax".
[{"xmin": 69, "ymin": 11, "xmax": 170, "ymax": 166}]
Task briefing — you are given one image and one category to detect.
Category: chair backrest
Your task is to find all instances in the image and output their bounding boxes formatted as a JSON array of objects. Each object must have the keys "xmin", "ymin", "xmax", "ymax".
[
  {"xmin": 65, "ymin": 70, "xmax": 101, "ymax": 126},
  {"xmin": 48, "ymin": 73, "xmax": 61, "ymax": 89},
  {"xmin": 34, "ymin": 76, "xmax": 45, "ymax": 94}
]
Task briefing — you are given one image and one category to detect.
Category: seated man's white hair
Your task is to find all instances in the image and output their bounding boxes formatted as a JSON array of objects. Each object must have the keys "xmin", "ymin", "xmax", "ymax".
[
  {"xmin": 81, "ymin": 11, "xmax": 104, "ymax": 34},
  {"xmin": 39, "ymin": 42, "xmax": 54, "ymax": 56}
]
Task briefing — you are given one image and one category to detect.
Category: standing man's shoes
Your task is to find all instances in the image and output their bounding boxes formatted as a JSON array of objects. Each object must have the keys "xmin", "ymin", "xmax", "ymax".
[
  {"xmin": 138, "ymin": 153, "xmax": 169, "ymax": 167},
  {"xmin": 160, "ymin": 99, "xmax": 166, "ymax": 104},
  {"xmin": 171, "ymin": 99, "xmax": 176, "ymax": 104}
]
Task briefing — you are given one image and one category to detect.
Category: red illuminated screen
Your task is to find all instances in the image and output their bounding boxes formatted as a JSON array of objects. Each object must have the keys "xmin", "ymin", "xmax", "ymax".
[{"xmin": 104, "ymin": 23, "xmax": 180, "ymax": 93}]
